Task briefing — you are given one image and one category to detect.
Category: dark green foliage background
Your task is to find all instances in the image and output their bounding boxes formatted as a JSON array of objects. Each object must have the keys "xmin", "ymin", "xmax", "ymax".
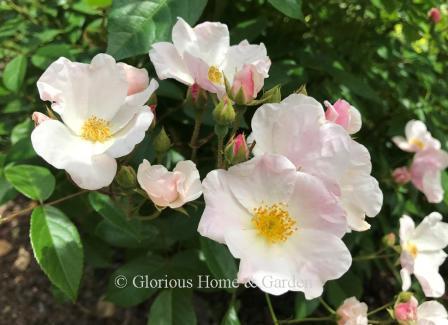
[{"xmin": 1, "ymin": 0, "xmax": 448, "ymax": 323}]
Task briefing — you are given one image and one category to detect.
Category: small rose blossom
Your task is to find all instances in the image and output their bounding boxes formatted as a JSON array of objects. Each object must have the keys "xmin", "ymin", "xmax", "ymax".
[
  {"xmin": 137, "ymin": 159, "xmax": 202, "ymax": 208},
  {"xmin": 393, "ymin": 120, "xmax": 440, "ymax": 152},
  {"xmin": 393, "ymin": 167, "xmax": 412, "ymax": 185},
  {"xmin": 225, "ymin": 133, "xmax": 249, "ymax": 165},
  {"xmin": 395, "ymin": 296, "xmax": 418, "ymax": 324},
  {"xmin": 399, "ymin": 213, "xmax": 448, "ymax": 298},
  {"xmin": 336, "ymin": 297, "xmax": 368, "ymax": 325},
  {"xmin": 32, "ymin": 112, "xmax": 50, "ymax": 126},
  {"xmin": 410, "ymin": 148, "xmax": 448, "ymax": 203},
  {"xmin": 428, "ymin": 8, "xmax": 442, "ymax": 24},
  {"xmin": 324, "ymin": 99, "xmax": 362, "ymax": 134}
]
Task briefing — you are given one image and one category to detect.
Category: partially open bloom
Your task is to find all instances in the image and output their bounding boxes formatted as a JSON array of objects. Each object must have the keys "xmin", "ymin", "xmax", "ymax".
[
  {"xmin": 399, "ymin": 213, "xmax": 448, "ymax": 297},
  {"xmin": 428, "ymin": 8, "xmax": 442, "ymax": 24},
  {"xmin": 149, "ymin": 18, "xmax": 270, "ymax": 99},
  {"xmin": 393, "ymin": 166, "xmax": 412, "ymax": 185},
  {"xmin": 31, "ymin": 54, "xmax": 158, "ymax": 190},
  {"xmin": 336, "ymin": 297, "xmax": 368, "ymax": 325},
  {"xmin": 137, "ymin": 159, "xmax": 202, "ymax": 208},
  {"xmin": 395, "ymin": 296, "xmax": 448, "ymax": 325},
  {"xmin": 324, "ymin": 99, "xmax": 362, "ymax": 135},
  {"xmin": 393, "ymin": 120, "xmax": 440, "ymax": 152},
  {"xmin": 198, "ymin": 154, "xmax": 351, "ymax": 298},
  {"xmin": 410, "ymin": 148, "xmax": 448, "ymax": 203},
  {"xmin": 249, "ymin": 94, "xmax": 383, "ymax": 232}
]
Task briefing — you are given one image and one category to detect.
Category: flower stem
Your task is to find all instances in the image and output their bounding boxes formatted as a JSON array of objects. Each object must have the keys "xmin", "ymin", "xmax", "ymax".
[
  {"xmin": 0, "ymin": 190, "xmax": 88, "ymax": 224},
  {"xmin": 367, "ymin": 301, "xmax": 394, "ymax": 316},
  {"xmin": 189, "ymin": 108, "xmax": 205, "ymax": 162},
  {"xmin": 217, "ymin": 134, "xmax": 225, "ymax": 168},
  {"xmin": 319, "ymin": 298, "xmax": 335, "ymax": 314},
  {"xmin": 352, "ymin": 253, "xmax": 396, "ymax": 261},
  {"xmin": 278, "ymin": 316, "xmax": 333, "ymax": 324},
  {"xmin": 265, "ymin": 293, "xmax": 279, "ymax": 325}
]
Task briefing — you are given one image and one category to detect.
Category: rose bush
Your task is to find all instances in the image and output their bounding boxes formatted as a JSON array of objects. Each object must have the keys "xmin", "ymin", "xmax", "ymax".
[{"xmin": 1, "ymin": 0, "xmax": 448, "ymax": 324}]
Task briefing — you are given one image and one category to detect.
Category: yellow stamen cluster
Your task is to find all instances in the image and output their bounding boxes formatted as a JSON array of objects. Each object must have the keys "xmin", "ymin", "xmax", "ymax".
[
  {"xmin": 252, "ymin": 203, "xmax": 297, "ymax": 244},
  {"xmin": 208, "ymin": 66, "xmax": 223, "ymax": 84},
  {"xmin": 81, "ymin": 116, "xmax": 111, "ymax": 143},
  {"xmin": 409, "ymin": 138, "xmax": 425, "ymax": 150},
  {"xmin": 404, "ymin": 242, "xmax": 418, "ymax": 258}
]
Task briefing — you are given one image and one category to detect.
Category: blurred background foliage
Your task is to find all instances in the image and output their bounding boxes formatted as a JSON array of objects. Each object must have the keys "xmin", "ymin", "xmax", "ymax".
[{"xmin": 1, "ymin": 0, "xmax": 448, "ymax": 323}]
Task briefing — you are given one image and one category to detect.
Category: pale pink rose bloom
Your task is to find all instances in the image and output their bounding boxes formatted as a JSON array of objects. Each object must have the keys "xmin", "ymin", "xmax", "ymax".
[
  {"xmin": 410, "ymin": 148, "xmax": 448, "ymax": 203},
  {"xmin": 428, "ymin": 8, "xmax": 442, "ymax": 24},
  {"xmin": 32, "ymin": 54, "xmax": 158, "ymax": 190},
  {"xmin": 249, "ymin": 94, "xmax": 382, "ymax": 232},
  {"xmin": 118, "ymin": 63, "xmax": 149, "ymax": 96},
  {"xmin": 336, "ymin": 297, "xmax": 368, "ymax": 325},
  {"xmin": 393, "ymin": 120, "xmax": 440, "ymax": 152},
  {"xmin": 198, "ymin": 154, "xmax": 351, "ymax": 298},
  {"xmin": 324, "ymin": 99, "xmax": 362, "ymax": 134},
  {"xmin": 32, "ymin": 112, "xmax": 50, "ymax": 126},
  {"xmin": 399, "ymin": 213, "xmax": 448, "ymax": 298},
  {"xmin": 149, "ymin": 18, "xmax": 270, "ymax": 98},
  {"xmin": 137, "ymin": 159, "xmax": 202, "ymax": 208},
  {"xmin": 393, "ymin": 166, "xmax": 412, "ymax": 185},
  {"xmin": 395, "ymin": 296, "xmax": 418, "ymax": 323},
  {"xmin": 417, "ymin": 301, "xmax": 448, "ymax": 324}
]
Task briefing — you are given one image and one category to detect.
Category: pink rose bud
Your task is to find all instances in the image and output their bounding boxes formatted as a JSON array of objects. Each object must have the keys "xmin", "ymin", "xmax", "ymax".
[
  {"xmin": 394, "ymin": 297, "xmax": 418, "ymax": 324},
  {"xmin": 428, "ymin": 8, "xmax": 442, "ymax": 24},
  {"xmin": 225, "ymin": 133, "xmax": 249, "ymax": 165},
  {"xmin": 119, "ymin": 63, "xmax": 149, "ymax": 96},
  {"xmin": 32, "ymin": 112, "xmax": 50, "ymax": 127},
  {"xmin": 324, "ymin": 99, "xmax": 362, "ymax": 134},
  {"xmin": 392, "ymin": 167, "xmax": 411, "ymax": 185},
  {"xmin": 231, "ymin": 65, "xmax": 255, "ymax": 105},
  {"xmin": 187, "ymin": 83, "xmax": 208, "ymax": 108}
]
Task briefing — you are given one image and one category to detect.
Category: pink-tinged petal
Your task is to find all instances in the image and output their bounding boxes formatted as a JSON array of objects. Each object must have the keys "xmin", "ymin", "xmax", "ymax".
[
  {"xmin": 32, "ymin": 112, "xmax": 50, "ymax": 126},
  {"xmin": 413, "ymin": 212, "xmax": 448, "ymax": 251},
  {"xmin": 347, "ymin": 106, "xmax": 362, "ymax": 134},
  {"xmin": 337, "ymin": 297, "xmax": 369, "ymax": 325},
  {"xmin": 393, "ymin": 136, "xmax": 414, "ymax": 152},
  {"xmin": 414, "ymin": 251, "xmax": 446, "ymax": 298},
  {"xmin": 172, "ymin": 18, "xmax": 229, "ymax": 66},
  {"xmin": 400, "ymin": 215, "xmax": 416, "ymax": 243},
  {"xmin": 418, "ymin": 301, "xmax": 448, "ymax": 324},
  {"xmin": 324, "ymin": 100, "xmax": 339, "ymax": 122},
  {"xmin": 394, "ymin": 297, "xmax": 418, "ymax": 323},
  {"xmin": 172, "ymin": 160, "xmax": 202, "ymax": 205},
  {"xmin": 331, "ymin": 99, "xmax": 351, "ymax": 129},
  {"xmin": 393, "ymin": 166, "xmax": 412, "ymax": 185},
  {"xmin": 117, "ymin": 63, "xmax": 149, "ymax": 96},
  {"xmin": 231, "ymin": 65, "xmax": 255, "ymax": 102},
  {"xmin": 149, "ymin": 42, "xmax": 194, "ymax": 85}
]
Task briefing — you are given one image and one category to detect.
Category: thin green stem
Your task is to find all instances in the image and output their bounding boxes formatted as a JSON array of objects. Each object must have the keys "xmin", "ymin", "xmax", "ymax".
[
  {"xmin": 353, "ymin": 253, "xmax": 396, "ymax": 261},
  {"xmin": 367, "ymin": 301, "xmax": 394, "ymax": 316},
  {"xmin": 217, "ymin": 134, "xmax": 225, "ymax": 168},
  {"xmin": 265, "ymin": 293, "xmax": 279, "ymax": 325},
  {"xmin": 189, "ymin": 108, "xmax": 205, "ymax": 161},
  {"xmin": 319, "ymin": 298, "xmax": 335, "ymax": 314},
  {"xmin": 279, "ymin": 316, "xmax": 333, "ymax": 324}
]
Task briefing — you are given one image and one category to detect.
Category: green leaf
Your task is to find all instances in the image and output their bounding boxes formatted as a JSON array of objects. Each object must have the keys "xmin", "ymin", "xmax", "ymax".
[
  {"xmin": 2, "ymin": 55, "xmax": 28, "ymax": 92},
  {"xmin": 294, "ymin": 293, "xmax": 320, "ymax": 320},
  {"xmin": 200, "ymin": 237, "xmax": 237, "ymax": 292},
  {"xmin": 267, "ymin": 0, "xmax": 303, "ymax": 20},
  {"xmin": 11, "ymin": 118, "xmax": 33, "ymax": 144},
  {"xmin": 31, "ymin": 44, "xmax": 74, "ymax": 70},
  {"xmin": 147, "ymin": 289, "xmax": 197, "ymax": 325},
  {"xmin": 5, "ymin": 164, "xmax": 55, "ymax": 201},
  {"xmin": 107, "ymin": 0, "xmax": 208, "ymax": 60},
  {"xmin": 106, "ymin": 255, "xmax": 165, "ymax": 307},
  {"xmin": 95, "ymin": 219, "xmax": 158, "ymax": 248},
  {"xmin": 30, "ymin": 206, "xmax": 83, "ymax": 302},
  {"xmin": 89, "ymin": 192, "xmax": 140, "ymax": 239},
  {"xmin": 221, "ymin": 304, "xmax": 241, "ymax": 325}
]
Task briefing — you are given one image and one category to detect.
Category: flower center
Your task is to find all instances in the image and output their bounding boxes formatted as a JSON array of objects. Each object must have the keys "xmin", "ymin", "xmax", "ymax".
[
  {"xmin": 208, "ymin": 66, "xmax": 223, "ymax": 84},
  {"xmin": 404, "ymin": 242, "xmax": 418, "ymax": 258},
  {"xmin": 81, "ymin": 116, "xmax": 111, "ymax": 143},
  {"xmin": 409, "ymin": 137, "xmax": 425, "ymax": 150},
  {"xmin": 252, "ymin": 203, "xmax": 297, "ymax": 244}
]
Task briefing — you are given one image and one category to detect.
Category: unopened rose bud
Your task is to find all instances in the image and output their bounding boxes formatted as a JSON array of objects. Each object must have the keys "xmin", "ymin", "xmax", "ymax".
[
  {"xmin": 394, "ymin": 296, "xmax": 418, "ymax": 324},
  {"xmin": 392, "ymin": 167, "xmax": 411, "ymax": 185},
  {"xmin": 382, "ymin": 233, "xmax": 396, "ymax": 247},
  {"xmin": 213, "ymin": 98, "xmax": 236, "ymax": 127},
  {"xmin": 225, "ymin": 134, "xmax": 249, "ymax": 165},
  {"xmin": 187, "ymin": 84, "xmax": 208, "ymax": 109},
  {"xmin": 32, "ymin": 112, "xmax": 50, "ymax": 127},
  {"xmin": 428, "ymin": 7, "xmax": 442, "ymax": 24},
  {"xmin": 229, "ymin": 66, "xmax": 255, "ymax": 105},
  {"xmin": 152, "ymin": 127, "xmax": 171, "ymax": 154},
  {"xmin": 116, "ymin": 165, "xmax": 137, "ymax": 189}
]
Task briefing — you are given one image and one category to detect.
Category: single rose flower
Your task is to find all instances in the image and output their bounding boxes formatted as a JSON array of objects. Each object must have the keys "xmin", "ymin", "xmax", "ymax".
[
  {"xmin": 395, "ymin": 296, "xmax": 418, "ymax": 324},
  {"xmin": 395, "ymin": 295, "xmax": 448, "ymax": 325},
  {"xmin": 428, "ymin": 8, "xmax": 442, "ymax": 24},
  {"xmin": 149, "ymin": 18, "xmax": 270, "ymax": 100},
  {"xmin": 324, "ymin": 99, "xmax": 362, "ymax": 134},
  {"xmin": 410, "ymin": 148, "xmax": 448, "ymax": 203},
  {"xmin": 198, "ymin": 154, "xmax": 351, "ymax": 298},
  {"xmin": 248, "ymin": 94, "xmax": 382, "ymax": 232},
  {"xmin": 393, "ymin": 166, "xmax": 412, "ymax": 185},
  {"xmin": 31, "ymin": 54, "xmax": 158, "ymax": 190},
  {"xmin": 336, "ymin": 297, "xmax": 368, "ymax": 325},
  {"xmin": 137, "ymin": 159, "xmax": 202, "ymax": 208},
  {"xmin": 399, "ymin": 213, "xmax": 448, "ymax": 298},
  {"xmin": 393, "ymin": 120, "xmax": 440, "ymax": 152}
]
